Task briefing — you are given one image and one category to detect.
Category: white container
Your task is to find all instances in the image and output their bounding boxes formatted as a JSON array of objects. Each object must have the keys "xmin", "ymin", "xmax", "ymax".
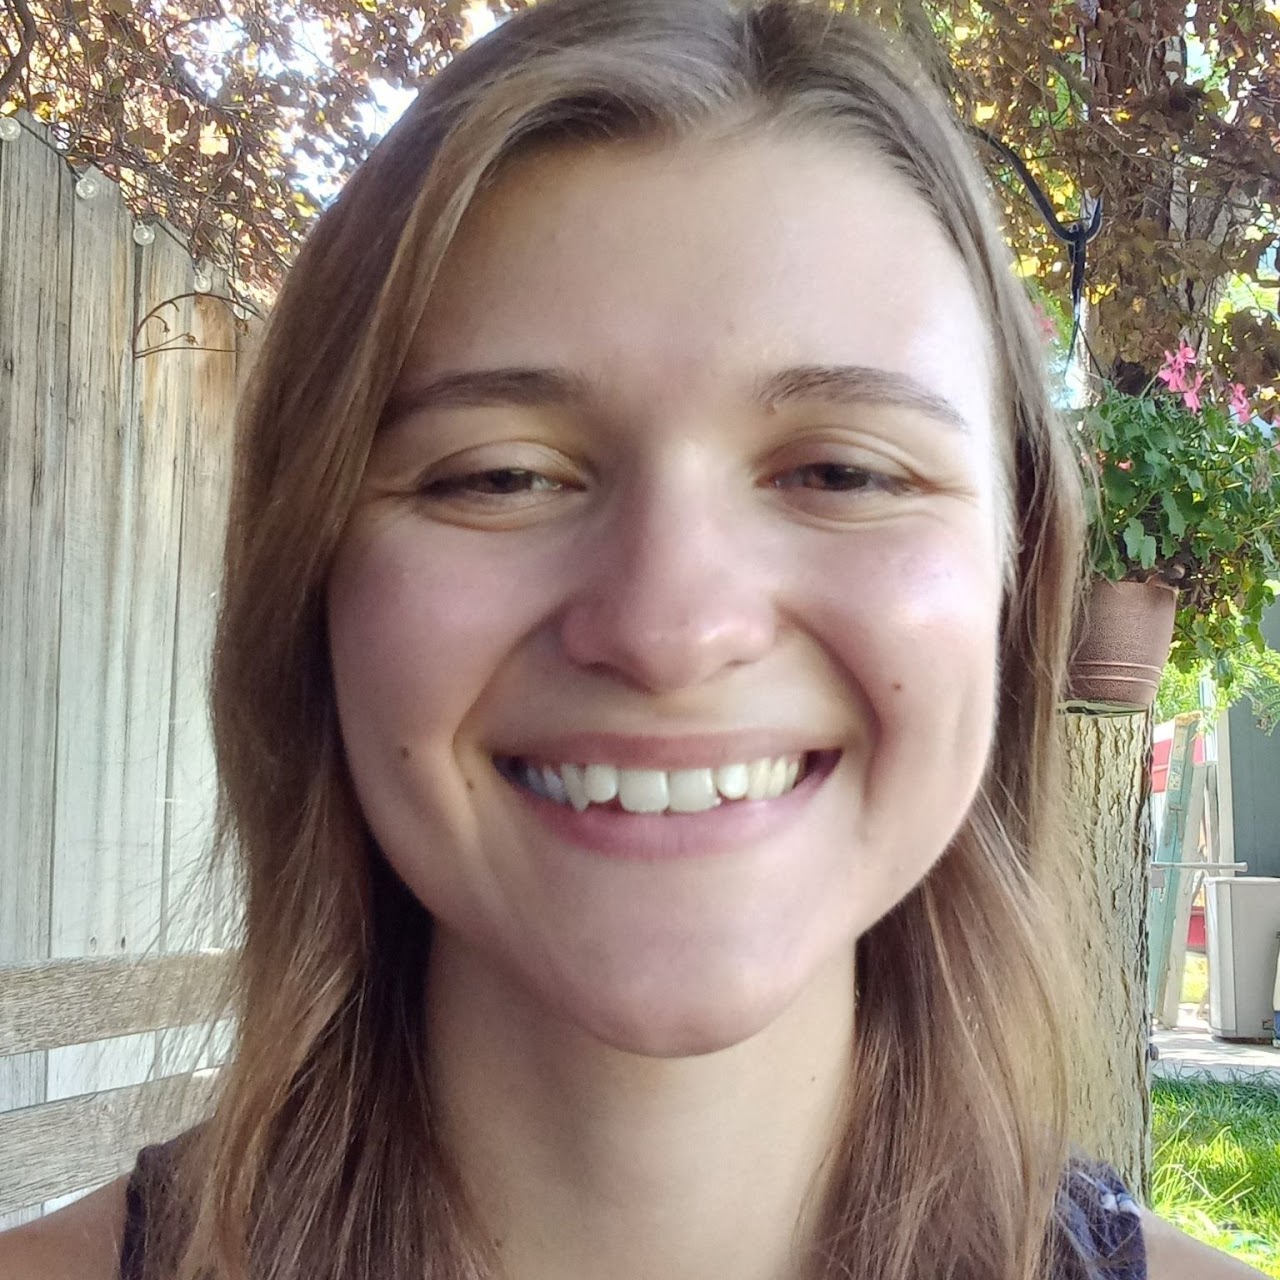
[
  {"xmin": 1273, "ymin": 947, "xmax": 1280, "ymax": 1048},
  {"xmin": 1204, "ymin": 876, "xmax": 1280, "ymax": 1042}
]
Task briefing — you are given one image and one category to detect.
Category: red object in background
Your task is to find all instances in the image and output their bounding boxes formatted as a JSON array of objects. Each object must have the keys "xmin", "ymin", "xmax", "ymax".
[
  {"xmin": 1150, "ymin": 730, "xmax": 1206, "ymax": 794},
  {"xmin": 1150, "ymin": 724, "xmax": 1210, "ymax": 952},
  {"xmin": 1187, "ymin": 904, "xmax": 1206, "ymax": 951}
]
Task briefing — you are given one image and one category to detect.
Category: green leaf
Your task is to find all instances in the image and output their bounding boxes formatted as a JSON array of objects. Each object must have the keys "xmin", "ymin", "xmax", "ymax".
[
  {"xmin": 1124, "ymin": 518, "xmax": 1147, "ymax": 562},
  {"xmin": 1161, "ymin": 490, "xmax": 1187, "ymax": 538}
]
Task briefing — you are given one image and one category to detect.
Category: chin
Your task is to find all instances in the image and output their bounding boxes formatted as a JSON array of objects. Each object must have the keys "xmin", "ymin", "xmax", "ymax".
[
  {"xmin": 589, "ymin": 1012, "xmax": 781, "ymax": 1060},
  {"xmin": 561, "ymin": 967, "xmax": 809, "ymax": 1060}
]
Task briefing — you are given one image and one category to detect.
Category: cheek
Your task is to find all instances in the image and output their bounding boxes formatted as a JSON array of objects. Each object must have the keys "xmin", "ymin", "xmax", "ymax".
[
  {"xmin": 328, "ymin": 520, "xmax": 536, "ymax": 739},
  {"xmin": 326, "ymin": 520, "xmax": 554, "ymax": 843},
  {"xmin": 795, "ymin": 519, "xmax": 1002, "ymax": 812}
]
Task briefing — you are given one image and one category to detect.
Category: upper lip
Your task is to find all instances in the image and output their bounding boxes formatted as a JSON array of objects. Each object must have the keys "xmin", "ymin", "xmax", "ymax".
[{"xmin": 493, "ymin": 731, "xmax": 840, "ymax": 771}]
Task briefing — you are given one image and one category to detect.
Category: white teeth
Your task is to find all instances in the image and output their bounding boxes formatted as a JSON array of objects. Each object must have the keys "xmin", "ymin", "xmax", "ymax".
[
  {"xmin": 745, "ymin": 758, "xmax": 775, "ymax": 801},
  {"xmin": 617, "ymin": 769, "xmax": 669, "ymax": 814},
  {"xmin": 561, "ymin": 763, "xmax": 590, "ymax": 812},
  {"xmin": 583, "ymin": 763, "xmax": 619, "ymax": 804},
  {"xmin": 541, "ymin": 766, "xmax": 568, "ymax": 805},
  {"xmin": 667, "ymin": 768, "xmax": 721, "ymax": 813},
  {"xmin": 714, "ymin": 762, "xmax": 750, "ymax": 800},
  {"xmin": 765, "ymin": 757, "xmax": 789, "ymax": 799},
  {"xmin": 522, "ymin": 762, "xmax": 550, "ymax": 799},
  {"xmin": 507, "ymin": 754, "xmax": 809, "ymax": 813}
]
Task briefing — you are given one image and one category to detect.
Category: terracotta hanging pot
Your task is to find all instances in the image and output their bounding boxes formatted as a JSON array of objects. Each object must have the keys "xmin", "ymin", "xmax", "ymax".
[{"xmin": 1066, "ymin": 578, "xmax": 1179, "ymax": 708}]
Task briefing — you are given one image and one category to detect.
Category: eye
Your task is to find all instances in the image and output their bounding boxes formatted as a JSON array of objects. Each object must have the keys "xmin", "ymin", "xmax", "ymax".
[
  {"xmin": 418, "ymin": 467, "xmax": 567, "ymax": 501},
  {"xmin": 771, "ymin": 462, "xmax": 909, "ymax": 494}
]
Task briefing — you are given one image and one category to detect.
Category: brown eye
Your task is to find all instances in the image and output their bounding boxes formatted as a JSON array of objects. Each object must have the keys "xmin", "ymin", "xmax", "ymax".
[
  {"xmin": 422, "ymin": 468, "xmax": 563, "ymax": 499},
  {"xmin": 772, "ymin": 463, "xmax": 905, "ymax": 494}
]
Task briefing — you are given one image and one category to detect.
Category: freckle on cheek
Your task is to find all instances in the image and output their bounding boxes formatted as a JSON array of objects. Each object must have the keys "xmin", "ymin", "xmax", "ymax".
[
  {"xmin": 399, "ymin": 745, "xmax": 411, "ymax": 760},
  {"xmin": 892, "ymin": 682, "xmax": 904, "ymax": 693}
]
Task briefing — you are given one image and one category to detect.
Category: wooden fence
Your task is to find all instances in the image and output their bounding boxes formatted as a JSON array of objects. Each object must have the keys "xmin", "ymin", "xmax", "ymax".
[{"xmin": 0, "ymin": 116, "xmax": 248, "ymax": 1226}]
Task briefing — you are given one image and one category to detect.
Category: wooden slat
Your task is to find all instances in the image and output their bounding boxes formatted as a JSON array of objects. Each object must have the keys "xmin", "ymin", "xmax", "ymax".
[
  {"xmin": 0, "ymin": 112, "xmax": 75, "ymax": 1231},
  {"xmin": 49, "ymin": 162, "xmax": 175, "ymax": 1111},
  {"xmin": 0, "ymin": 1071, "xmax": 217, "ymax": 1215},
  {"xmin": 161, "ymin": 273, "xmax": 240, "ymax": 955},
  {"xmin": 0, "ymin": 120, "xmax": 247, "ymax": 1225},
  {"xmin": 0, "ymin": 952, "xmax": 233, "ymax": 1056},
  {"xmin": 53, "ymin": 162, "xmax": 168, "ymax": 962}
]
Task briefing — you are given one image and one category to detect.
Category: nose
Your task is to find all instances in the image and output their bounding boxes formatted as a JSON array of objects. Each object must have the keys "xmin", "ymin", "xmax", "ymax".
[{"xmin": 558, "ymin": 471, "xmax": 778, "ymax": 693}]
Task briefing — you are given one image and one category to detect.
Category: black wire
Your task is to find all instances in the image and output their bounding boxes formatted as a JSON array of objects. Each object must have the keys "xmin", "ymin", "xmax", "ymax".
[{"xmin": 971, "ymin": 126, "xmax": 1102, "ymax": 367}]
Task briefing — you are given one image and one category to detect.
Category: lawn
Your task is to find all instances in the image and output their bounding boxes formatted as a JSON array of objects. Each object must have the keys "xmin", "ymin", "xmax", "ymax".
[{"xmin": 1151, "ymin": 1078, "xmax": 1280, "ymax": 1277}]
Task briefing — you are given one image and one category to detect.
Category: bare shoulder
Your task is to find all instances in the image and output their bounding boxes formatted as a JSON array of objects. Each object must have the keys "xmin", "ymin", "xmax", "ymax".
[
  {"xmin": 1140, "ymin": 1206, "xmax": 1270, "ymax": 1279},
  {"xmin": 0, "ymin": 1176, "xmax": 129, "ymax": 1280}
]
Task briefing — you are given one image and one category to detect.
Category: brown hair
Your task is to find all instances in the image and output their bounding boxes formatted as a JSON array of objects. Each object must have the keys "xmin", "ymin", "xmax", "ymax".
[{"xmin": 162, "ymin": 3, "xmax": 1096, "ymax": 1277}]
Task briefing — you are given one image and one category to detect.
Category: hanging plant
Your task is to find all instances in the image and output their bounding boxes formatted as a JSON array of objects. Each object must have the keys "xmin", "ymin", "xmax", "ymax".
[{"xmin": 1080, "ymin": 344, "xmax": 1280, "ymax": 703}]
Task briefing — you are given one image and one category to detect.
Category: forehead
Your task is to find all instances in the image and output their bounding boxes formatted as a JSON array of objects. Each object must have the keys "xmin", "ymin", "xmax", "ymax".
[{"xmin": 405, "ymin": 130, "xmax": 995, "ymax": 428}]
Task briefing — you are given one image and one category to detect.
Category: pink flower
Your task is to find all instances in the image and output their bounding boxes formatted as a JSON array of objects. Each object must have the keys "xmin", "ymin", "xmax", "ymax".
[
  {"xmin": 1228, "ymin": 382, "xmax": 1252, "ymax": 423},
  {"xmin": 1181, "ymin": 371, "xmax": 1204, "ymax": 414},
  {"xmin": 1156, "ymin": 343, "xmax": 1197, "ymax": 393}
]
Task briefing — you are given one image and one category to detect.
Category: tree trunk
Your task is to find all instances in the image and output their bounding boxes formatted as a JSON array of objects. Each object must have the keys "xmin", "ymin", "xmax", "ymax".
[{"xmin": 1060, "ymin": 710, "xmax": 1153, "ymax": 1194}]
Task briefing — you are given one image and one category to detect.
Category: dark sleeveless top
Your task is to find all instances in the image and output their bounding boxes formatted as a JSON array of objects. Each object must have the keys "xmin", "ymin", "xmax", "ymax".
[{"xmin": 118, "ymin": 1136, "xmax": 1148, "ymax": 1278}]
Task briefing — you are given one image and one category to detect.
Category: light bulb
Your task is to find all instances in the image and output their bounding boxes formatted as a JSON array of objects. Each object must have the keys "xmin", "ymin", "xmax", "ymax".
[
  {"xmin": 132, "ymin": 222, "xmax": 156, "ymax": 246},
  {"xmin": 193, "ymin": 264, "xmax": 213, "ymax": 292},
  {"xmin": 0, "ymin": 117, "xmax": 20, "ymax": 143},
  {"xmin": 75, "ymin": 173, "xmax": 101, "ymax": 200}
]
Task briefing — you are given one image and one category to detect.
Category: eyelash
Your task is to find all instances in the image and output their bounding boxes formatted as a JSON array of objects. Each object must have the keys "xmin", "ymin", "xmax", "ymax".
[{"xmin": 418, "ymin": 463, "xmax": 908, "ymax": 503}]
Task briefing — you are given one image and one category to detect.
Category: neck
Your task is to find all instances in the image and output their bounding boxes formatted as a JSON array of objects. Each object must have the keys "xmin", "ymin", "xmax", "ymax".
[{"xmin": 424, "ymin": 936, "xmax": 854, "ymax": 1280}]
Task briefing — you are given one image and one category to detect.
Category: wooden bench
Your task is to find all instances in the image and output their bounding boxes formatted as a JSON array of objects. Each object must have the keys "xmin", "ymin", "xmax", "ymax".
[{"xmin": 0, "ymin": 950, "xmax": 232, "ymax": 1219}]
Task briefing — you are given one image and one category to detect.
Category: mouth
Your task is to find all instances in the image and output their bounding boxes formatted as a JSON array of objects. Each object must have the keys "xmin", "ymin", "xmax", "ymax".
[{"xmin": 494, "ymin": 750, "xmax": 839, "ymax": 816}]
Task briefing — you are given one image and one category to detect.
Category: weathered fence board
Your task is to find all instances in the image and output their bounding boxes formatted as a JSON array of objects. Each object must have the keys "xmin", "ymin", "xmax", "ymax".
[
  {"xmin": 0, "ymin": 114, "xmax": 75, "ymax": 1230},
  {"xmin": 0, "ymin": 953, "xmax": 232, "ymax": 1056},
  {"xmin": 161, "ymin": 289, "xmax": 240, "ymax": 956},
  {"xmin": 47, "ymin": 168, "xmax": 168, "ymax": 1144},
  {"xmin": 0, "ymin": 1072, "xmax": 219, "ymax": 1215},
  {"xmin": 0, "ymin": 116, "xmax": 248, "ymax": 1225}
]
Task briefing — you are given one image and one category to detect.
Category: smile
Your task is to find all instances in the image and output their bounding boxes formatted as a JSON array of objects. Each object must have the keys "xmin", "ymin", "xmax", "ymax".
[{"xmin": 495, "ymin": 754, "xmax": 815, "ymax": 815}]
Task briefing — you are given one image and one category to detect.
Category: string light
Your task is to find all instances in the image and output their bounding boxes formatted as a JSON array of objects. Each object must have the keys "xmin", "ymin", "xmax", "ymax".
[{"xmin": 8, "ymin": 111, "xmax": 254, "ymax": 314}]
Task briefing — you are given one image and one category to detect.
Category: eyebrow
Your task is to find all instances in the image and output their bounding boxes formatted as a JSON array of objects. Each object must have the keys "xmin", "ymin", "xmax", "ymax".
[
  {"xmin": 755, "ymin": 365, "xmax": 970, "ymax": 432},
  {"xmin": 383, "ymin": 363, "xmax": 969, "ymax": 432}
]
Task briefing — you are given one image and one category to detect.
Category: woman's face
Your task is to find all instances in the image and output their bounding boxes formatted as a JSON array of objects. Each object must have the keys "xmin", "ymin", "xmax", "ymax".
[{"xmin": 328, "ymin": 132, "xmax": 1006, "ymax": 1056}]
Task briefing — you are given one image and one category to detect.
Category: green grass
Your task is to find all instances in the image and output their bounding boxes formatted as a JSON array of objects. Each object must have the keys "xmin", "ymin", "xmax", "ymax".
[
  {"xmin": 1181, "ymin": 951, "xmax": 1209, "ymax": 1007},
  {"xmin": 1151, "ymin": 1079, "xmax": 1280, "ymax": 1276}
]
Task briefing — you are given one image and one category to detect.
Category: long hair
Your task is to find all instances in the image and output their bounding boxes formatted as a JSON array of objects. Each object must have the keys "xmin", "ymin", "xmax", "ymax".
[{"xmin": 158, "ymin": 3, "xmax": 1094, "ymax": 1277}]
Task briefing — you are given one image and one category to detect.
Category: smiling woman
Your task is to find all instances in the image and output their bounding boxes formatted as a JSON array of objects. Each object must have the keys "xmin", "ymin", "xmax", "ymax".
[
  {"xmin": 0, "ymin": 2, "xmax": 1264, "ymax": 1280},
  {"xmin": 329, "ymin": 130, "xmax": 1007, "ymax": 1071}
]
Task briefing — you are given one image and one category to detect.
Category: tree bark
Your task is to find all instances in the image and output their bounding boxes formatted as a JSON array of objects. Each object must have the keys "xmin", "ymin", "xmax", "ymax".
[{"xmin": 1060, "ymin": 710, "xmax": 1153, "ymax": 1194}]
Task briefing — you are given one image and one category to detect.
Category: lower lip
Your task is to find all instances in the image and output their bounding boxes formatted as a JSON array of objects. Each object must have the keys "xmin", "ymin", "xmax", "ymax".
[{"xmin": 499, "ymin": 753, "xmax": 839, "ymax": 861}]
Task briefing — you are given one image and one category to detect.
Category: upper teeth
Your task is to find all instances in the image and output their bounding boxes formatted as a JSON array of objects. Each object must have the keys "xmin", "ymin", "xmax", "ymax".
[{"xmin": 509, "ymin": 756, "xmax": 803, "ymax": 814}]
